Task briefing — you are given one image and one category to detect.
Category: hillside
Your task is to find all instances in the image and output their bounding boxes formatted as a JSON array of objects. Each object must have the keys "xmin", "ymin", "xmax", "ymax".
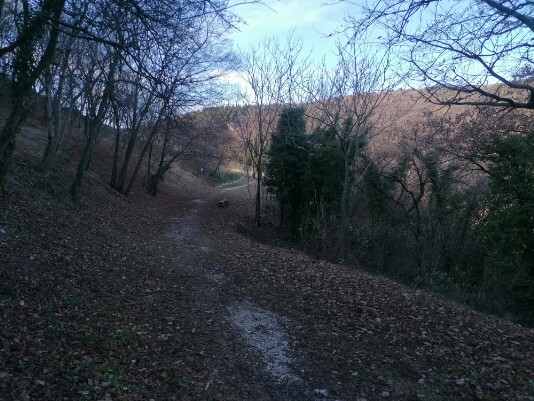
[{"xmin": 1, "ymin": 122, "xmax": 533, "ymax": 400}]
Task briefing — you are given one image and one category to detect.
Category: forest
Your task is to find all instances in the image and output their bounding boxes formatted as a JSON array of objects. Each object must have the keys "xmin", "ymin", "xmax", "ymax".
[
  {"xmin": 1, "ymin": 1, "xmax": 534, "ymax": 400},
  {"xmin": 0, "ymin": 1, "xmax": 533, "ymax": 323}
]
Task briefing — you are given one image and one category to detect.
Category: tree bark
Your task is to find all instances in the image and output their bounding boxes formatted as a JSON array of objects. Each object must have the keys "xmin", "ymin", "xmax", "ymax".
[
  {"xmin": 115, "ymin": 89, "xmax": 140, "ymax": 192},
  {"xmin": 41, "ymin": 67, "xmax": 57, "ymax": 169},
  {"xmin": 109, "ymin": 113, "xmax": 121, "ymax": 188},
  {"xmin": 123, "ymin": 123, "xmax": 160, "ymax": 197},
  {"xmin": 255, "ymin": 163, "xmax": 262, "ymax": 225},
  {"xmin": 41, "ymin": 34, "xmax": 75, "ymax": 170},
  {"xmin": 0, "ymin": 0, "xmax": 66, "ymax": 184},
  {"xmin": 70, "ymin": 50, "xmax": 120, "ymax": 201}
]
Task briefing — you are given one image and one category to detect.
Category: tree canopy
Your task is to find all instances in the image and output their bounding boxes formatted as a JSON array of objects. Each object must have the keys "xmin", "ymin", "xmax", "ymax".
[{"xmin": 345, "ymin": 0, "xmax": 534, "ymax": 109}]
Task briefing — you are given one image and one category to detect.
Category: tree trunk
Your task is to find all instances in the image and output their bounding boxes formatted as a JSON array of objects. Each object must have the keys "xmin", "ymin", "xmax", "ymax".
[
  {"xmin": 209, "ymin": 154, "xmax": 223, "ymax": 177},
  {"xmin": 109, "ymin": 102, "xmax": 122, "ymax": 188},
  {"xmin": 0, "ymin": 98, "xmax": 25, "ymax": 183},
  {"xmin": 115, "ymin": 116, "xmax": 139, "ymax": 192},
  {"xmin": 147, "ymin": 140, "xmax": 153, "ymax": 183},
  {"xmin": 123, "ymin": 98, "xmax": 171, "ymax": 197},
  {"xmin": 0, "ymin": 0, "xmax": 66, "ymax": 184},
  {"xmin": 110, "ymin": 129, "xmax": 121, "ymax": 188},
  {"xmin": 123, "ymin": 126, "xmax": 158, "ymax": 198},
  {"xmin": 59, "ymin": 103, "xmax": 73, "ymax": 150},
  {"xmin": 255, "ymin": 164, "xmax": 262, "ymax": 225},
  {"xmin": 339, "ymin": 153, "xmax": 351, "ymax": 261},
  {"xmin": 41, "ymin": 35, "xmax": 74, "ymax": 170},
  {"xmin": 148, "ymin": 163, "xmax": 171, "ymax": 196},
  {"xmin": 41, "ymin": 67, "xmax": 58, "ymax": 169},
  {"xmin": 70, "ymin": 50, "xmax": 120, "ymax": 201}
]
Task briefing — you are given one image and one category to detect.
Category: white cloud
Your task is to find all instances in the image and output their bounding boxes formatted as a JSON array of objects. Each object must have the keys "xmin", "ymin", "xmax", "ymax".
[{"xmin": 229, "ymin": 0, "xmax": 348, "ymax": 54}]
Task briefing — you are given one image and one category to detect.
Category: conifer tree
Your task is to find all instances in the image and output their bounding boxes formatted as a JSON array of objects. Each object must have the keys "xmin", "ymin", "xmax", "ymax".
[{"xmin": 264, "ymin": 107, "xmax": 309, "ymax": 240}]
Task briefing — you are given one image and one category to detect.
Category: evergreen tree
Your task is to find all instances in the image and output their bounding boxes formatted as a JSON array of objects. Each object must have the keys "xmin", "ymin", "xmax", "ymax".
[
  {"xmin": 482, "ymin": 131, "xmax": 534, "ymax": 262},
  {"xmin": 297, "ymin": 126, "xmax": 345, "ymax": 257},
  {"xmin": 479, "ymin": 131, "xmax": 534, "ymax": 324},
  {"xmin": 307, "ymin": 127, "xmax": 344, "ymax": 210},
  {"xmin": 264, "ymin": 108, "xmax": 309, "ymax": 240}
]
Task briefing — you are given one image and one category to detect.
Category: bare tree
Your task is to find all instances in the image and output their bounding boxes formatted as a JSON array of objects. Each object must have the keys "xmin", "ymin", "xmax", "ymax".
[
  {"xmin": 188, "ymin": 106, "xmax": 236, "ymax": 178},
  {"xmin": 306, "ymin": 38, "xmax": 393, "ymax": 260},
  {"xmin": 146, "ymin": 114, "xmax": 204, "ymax": 196},
  {"xmin": 236, "ymin": 35, "xmax": 307, "ymax": 225},
  {"xmin": 0, "ymin": 0, "xmax": 66, "ymax": 184},
  {"xmin": 0, "ymin": 0, "xmax": 254, "ymax": 191},
  {"xmin": 343, "ymin": 0, "xmax": 534, "ymax": 110},
  {"xmin": 39, "ymin": 18, "xmax": 82, "ymax": 169},
  {"xmin": 109, "ymin": 70, "xmax": 159, "ymax": 193},
  {"xmin": 69, "ymin": 47, "xmax": 121, "ymax": 201},
  {"xmin": 122, "ymin": 11, "xmax": 240, "ymax": 197}
]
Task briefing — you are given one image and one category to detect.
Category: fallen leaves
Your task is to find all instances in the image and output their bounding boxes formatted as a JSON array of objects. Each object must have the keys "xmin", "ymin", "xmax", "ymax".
[
  {"xmin": 1, "ymin": 146, "xmax": 533, "ymax": 401},
  {"xmin": 202, "ymin": 186, "xmax": 534, "ymax": 401}
]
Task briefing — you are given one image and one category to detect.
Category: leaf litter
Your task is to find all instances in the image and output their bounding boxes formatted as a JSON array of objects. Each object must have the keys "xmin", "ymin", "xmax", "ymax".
[{"xmin": 1, "ymin": 144, "xmax": 533, "ymax": 401}]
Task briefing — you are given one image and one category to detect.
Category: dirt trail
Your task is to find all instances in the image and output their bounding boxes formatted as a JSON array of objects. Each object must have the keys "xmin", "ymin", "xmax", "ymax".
[
  {"xmin": 172, "ymin": 184, "xmax": 534, "ymax": 401},
  {"xmin": 3, "ymin": 143, "xmax": 531, "ymax": 401},
  {"xmin": 167, "ymin": 191, "xmax": 342, "ymax": 401}
]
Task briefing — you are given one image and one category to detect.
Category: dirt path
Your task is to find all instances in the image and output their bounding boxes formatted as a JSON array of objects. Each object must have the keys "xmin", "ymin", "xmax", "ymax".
[
  {"xmin": 172, "ymin": 184, "xmax": 534, "ymax": 401},
  {"xmin": 1, "ymin": 144, "xmax": 532, "ymax": 401},
  {"xmin": 166, "ymin": 192, "xmax": 341, "ymax": 400}
]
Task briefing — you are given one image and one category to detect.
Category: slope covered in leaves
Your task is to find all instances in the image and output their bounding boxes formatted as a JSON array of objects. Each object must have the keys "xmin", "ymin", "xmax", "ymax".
[
  {"xmin": 204, "ymin": 186, "xmax": 534, "ymax": 401},
  {"xmin": 1, "ymin": 138, "xmax": 533, "ymax": 400},
  {"xmin": 0, "ymin": 144, "xmax": 280, "ymax": 400}
]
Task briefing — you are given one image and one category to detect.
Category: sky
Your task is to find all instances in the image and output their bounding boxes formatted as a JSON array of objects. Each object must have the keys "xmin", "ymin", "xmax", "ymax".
[
  {"xmin": 216, "ymin": 0, "xmax": 360, "ymax": 101},
  {"xmin": 227, "ymin": 0, "xmax": 356, "ymax": 67}
]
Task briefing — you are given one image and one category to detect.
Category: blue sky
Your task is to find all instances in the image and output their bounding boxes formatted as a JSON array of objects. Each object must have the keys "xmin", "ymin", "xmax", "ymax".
[{"xmin": 228, "ymin": 0, "xmax": 355, "ymax": 66}]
